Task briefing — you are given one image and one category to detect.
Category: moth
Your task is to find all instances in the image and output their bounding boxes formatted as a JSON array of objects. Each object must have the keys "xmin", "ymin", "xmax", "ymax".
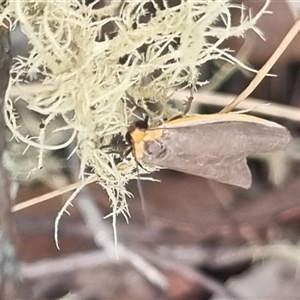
[{"xmin": 126, "ymin": 113, "xmax": 291, "ymax": 188}]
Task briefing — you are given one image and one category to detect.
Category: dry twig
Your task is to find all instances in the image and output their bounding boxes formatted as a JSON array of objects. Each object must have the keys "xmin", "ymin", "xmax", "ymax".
[
  {"xmin": 66, "ymin": 149, "xmax": 168, "ymax": 290},
  {"xmin": 0, "ymin": 19, "xmax": 32, "ymax": 299}
]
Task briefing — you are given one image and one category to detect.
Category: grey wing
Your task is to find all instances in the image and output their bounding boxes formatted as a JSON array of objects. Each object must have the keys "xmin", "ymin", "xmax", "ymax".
[
  {"xmin": 145, "ymin": 150, "xmax": 252, "ymax": 188},
  {"xmin": 142, "ymin": 121, "xmax": 290, "ymax": 188},
  {"xmin": 161, "ymin": 121, "xmax": 290, "ymax": 157}
]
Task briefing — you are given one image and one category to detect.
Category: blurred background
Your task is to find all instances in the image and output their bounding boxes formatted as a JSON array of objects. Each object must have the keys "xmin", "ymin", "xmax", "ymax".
[{"xmin": 2, "ymin": 0, "xmax": 300, "ymax": 299}]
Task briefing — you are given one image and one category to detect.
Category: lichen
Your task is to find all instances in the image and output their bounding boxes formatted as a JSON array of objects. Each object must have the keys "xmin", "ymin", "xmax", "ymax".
[{"xmin": 1, "ymin": 0, "xmax": 270, "ymax": 245}]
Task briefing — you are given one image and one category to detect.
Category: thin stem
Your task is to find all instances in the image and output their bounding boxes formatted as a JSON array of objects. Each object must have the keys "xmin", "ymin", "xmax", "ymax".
[{"xmin": 220, "ymin": 14, "xmax": 300, "ymax": 113}]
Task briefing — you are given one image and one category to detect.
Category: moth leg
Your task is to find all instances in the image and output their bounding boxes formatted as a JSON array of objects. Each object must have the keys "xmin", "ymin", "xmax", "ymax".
[
  {"xmin": 110, "ymin": 145, "xmax": 132, "ymax": 159},
  {"xmin": 135, "ymin": 159, "xmax": 148, "ymax": 172},
  {"xmin": 168, "ymin": 89, "xmax": 194, "ymax": 121},
  {"xmin": 123, "ymin": 146, "xmax": 133, "ymax": 158},
  {"xmin": 101, "ymin": 139, "xmax": 132, "ymax": 160},
  {"xmin": 182, "ymin": 89, "xmax": 194, "ymax": 116}
]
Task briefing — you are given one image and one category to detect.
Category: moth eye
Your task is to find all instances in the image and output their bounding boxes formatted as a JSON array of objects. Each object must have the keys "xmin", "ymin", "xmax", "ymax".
[{"xmin": 146, "ymin": 140, "xmax": 167, "ymax": 159}]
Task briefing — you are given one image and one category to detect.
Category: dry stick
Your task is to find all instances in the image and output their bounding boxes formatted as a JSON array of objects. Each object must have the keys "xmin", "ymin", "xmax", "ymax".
[
  {"xmin": 0, "ymin": 20, "xmax": 33, "ymax": 299},
  {"xmin": 12, "ymin": 175, "xmax": 97, "ymax": 212},
  {"xmin": 21, "ymin": 249, "xmax": 124, "ymax": 279},
  {"xmin": 77, "ymin": 190, "xmax": 168, "ymax": 290},
  {"xmin": 142, "ymin": 250, "xmax": 241, "ymax": 299},
  {"xmin": 220, "ymin": 14, "xmax": 300, "ymax": 113},
  {"xmin": 66, "ymin": 151, "xmax": 168, "ymax": 290},
  {"xmin": 173, "ymin": 91, "xmax": 300, "ymax": 122},
  {"xmin": 0, "ymin": 21, "xmax": 13, "ymax": 239},
  {"xmin": 12, "ymin": 83, "xmax": 300, "ymax": 122},
  {"xmin": 0, "ymin": 21, "xmax": 15, "ymax": 296}
]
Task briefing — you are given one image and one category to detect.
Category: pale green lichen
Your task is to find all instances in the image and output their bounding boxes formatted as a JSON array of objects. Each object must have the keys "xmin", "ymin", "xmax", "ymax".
[{"xmin": 1, "ymin": 0, "xmax": 270, "ymax": 245}]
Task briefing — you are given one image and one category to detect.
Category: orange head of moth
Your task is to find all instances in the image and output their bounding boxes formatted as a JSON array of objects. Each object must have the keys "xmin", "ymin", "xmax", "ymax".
[{"xmin": 126, "ymin": 117, "xmax": 162, "ymax": 160}]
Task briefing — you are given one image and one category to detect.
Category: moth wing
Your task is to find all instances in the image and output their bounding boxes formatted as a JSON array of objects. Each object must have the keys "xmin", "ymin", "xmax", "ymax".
[
  {"xmin": 145, "ymin": 152, "xmax": 251, "ymax": 188},
  {"xmin": 143, "ymin": 119, "xmax": 290, "ymax": 188},
  {"xmin": 163, "ymin": 118, "xmax": 291, "ymax": 156},
  {"xmin": 197, "ymin": 156, "xmax": 252, "ymax": 188}
]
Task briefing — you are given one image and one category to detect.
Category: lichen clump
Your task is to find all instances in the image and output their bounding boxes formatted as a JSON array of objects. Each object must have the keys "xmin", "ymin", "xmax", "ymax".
[{"xmin": 1, "ymin": 1, "xmax": 269, "ymax": 228}]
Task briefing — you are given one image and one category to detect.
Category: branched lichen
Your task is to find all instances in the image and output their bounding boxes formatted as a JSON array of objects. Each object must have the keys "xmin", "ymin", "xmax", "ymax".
[{"xmin": 1, "ymin": 0, "xmax": 270, "ymax": 245}]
